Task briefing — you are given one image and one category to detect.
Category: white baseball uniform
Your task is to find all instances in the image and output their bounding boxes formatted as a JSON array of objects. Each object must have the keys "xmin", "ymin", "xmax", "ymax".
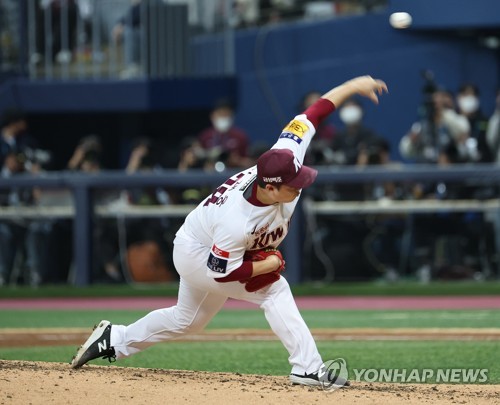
[{"xmin": 110, "ymin": 109, "xmax": 328, "ymax": 375}]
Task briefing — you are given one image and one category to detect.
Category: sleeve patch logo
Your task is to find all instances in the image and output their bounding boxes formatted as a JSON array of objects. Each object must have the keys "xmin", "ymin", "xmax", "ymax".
[
  {"xmin": 282, "ymin": 120, "xmax": 308, "ymax": 138},
  {"xmin": 279, "ymin": 132, "xmax": 303, "ymax": 144},
  {"xmin": 212, "ymin": 244, "xmax": 229, "ymax": 258},
  {"xmin": 207, "ymin": 252, "xmax": 227, "ymax": 273}
]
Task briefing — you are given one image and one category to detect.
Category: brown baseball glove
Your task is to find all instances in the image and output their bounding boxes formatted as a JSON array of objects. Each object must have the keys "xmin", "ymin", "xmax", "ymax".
[{"xmin": 241, "ymin": 248, "xmax": 285, "ymax": 292}]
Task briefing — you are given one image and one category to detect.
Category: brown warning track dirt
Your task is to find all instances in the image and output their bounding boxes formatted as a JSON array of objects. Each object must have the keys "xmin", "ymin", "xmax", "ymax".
[
  {"xmin": 0, "ymin": 360, "xmax": 498, "ymax": 405},
  {"xmin": 1, "ymin": 327, "xmax": 500, "ymax": 348}
]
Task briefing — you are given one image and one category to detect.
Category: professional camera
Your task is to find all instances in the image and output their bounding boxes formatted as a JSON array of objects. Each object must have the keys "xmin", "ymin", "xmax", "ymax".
[
  {"xmin": 419, "ymin": 69, "xmax": 438, "ymax": 122},
  {"xmin": 8, "ymin": 148, "xmax": 52, "ymax": 173},
  {"xmin": 23, "ymin": 148, "xmax": 52, "ymax": 165}
]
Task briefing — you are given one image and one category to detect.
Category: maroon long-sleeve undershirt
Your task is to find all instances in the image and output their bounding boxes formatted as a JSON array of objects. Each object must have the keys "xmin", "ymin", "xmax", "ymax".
[
  {"xmin": 303, "ymin": 98, "xmax": 336, "ymax": 129},
  {"xmin": 214, "ymin": 261, "xmax": 253, "ymax": 283}
]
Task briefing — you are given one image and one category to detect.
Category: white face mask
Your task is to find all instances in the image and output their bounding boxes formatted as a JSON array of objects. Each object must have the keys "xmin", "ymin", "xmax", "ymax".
[
  {"xmin": 213, "ymin": 117, "xmax": 233, "ymax": 133},
  {"xmin": 339, "ymin": 105, "xmax": 362, "ymax": 125},
  {"xmin": 457, "ymin": 95, "xmax": 479, "ymax": 114}
]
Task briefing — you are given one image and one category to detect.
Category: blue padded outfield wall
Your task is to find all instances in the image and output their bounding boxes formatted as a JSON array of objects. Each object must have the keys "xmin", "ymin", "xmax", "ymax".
[
  {"xmin": 0, "ymin": 0, "xmax": 499, "ymax": 162},
  {"xmin": 193, "ymin": 3, "xmax": 499, "ymax": 160}
]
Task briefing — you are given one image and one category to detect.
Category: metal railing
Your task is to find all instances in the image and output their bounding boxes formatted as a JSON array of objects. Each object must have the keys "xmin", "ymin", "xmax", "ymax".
[
  {"xmin": 0, "ymin": 0, "xmax": 391, "ymax": 81},
  {"xmin": 0, "ymin": 0, "xmax": 237, "ymax": 80},
  {"xmin": 0, "ymin": 164, "xmax": 499, "ymax": 285}
]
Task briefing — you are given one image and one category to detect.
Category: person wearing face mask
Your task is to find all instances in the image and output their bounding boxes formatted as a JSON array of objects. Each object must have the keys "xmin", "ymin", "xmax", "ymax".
[
  {"xmin": 328, "ymin": 98, "xmax": 379, "ymax": 201},
  {"xmin": 332, "ymin": 98, "xmax": 377, "ymax": 166},
  {"xmin": 456, "ymin": 83, "xmax": 492, "ymax": 162},
  {"xmin": 197, "ymin": 99, "xmax": 252, "ymax": 170}
]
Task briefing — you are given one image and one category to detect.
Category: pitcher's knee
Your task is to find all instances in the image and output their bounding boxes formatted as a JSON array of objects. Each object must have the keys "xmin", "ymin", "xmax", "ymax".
[{"xmin": 173, "ymin": 310, "xmax": 206, "ymax": 334}]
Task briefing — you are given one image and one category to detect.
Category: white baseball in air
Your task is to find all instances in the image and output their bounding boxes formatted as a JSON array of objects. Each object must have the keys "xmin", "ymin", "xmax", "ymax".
[{"xmin": 389, "ymin": 12, "xmax": 412, "ymax": 29}]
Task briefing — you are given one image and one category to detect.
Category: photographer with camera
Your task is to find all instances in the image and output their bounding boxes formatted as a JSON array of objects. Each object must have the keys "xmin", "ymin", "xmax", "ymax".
[
  {"xmin": 0, "ymin": 109, "xmax": 54, "ymax": 287},
  {"xmin": 399, "ymin": 72, "xmax": 475, "ymax": 164},
  {"xmin": 0, "ymin": 110, "xmax": 37, "ymax": 166}
]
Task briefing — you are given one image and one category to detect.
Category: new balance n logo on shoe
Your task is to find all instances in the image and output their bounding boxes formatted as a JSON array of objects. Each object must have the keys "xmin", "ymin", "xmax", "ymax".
[
  {"xmin": 98, "ymin": 340, "xmax": 107, "ymax": 353},
  {"xmin": 71, "ymin": 321, "xmax": 115, "ymax": 369}
]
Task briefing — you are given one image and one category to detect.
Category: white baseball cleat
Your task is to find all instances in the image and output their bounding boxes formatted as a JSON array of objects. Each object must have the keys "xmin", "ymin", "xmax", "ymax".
[
  {"xmin": 70, "ymin": 320, "xmax": 115, "ymax": 369},
  {"xmin": 290, "ymin": 371, "xmax": 350, "ymax": 388}
]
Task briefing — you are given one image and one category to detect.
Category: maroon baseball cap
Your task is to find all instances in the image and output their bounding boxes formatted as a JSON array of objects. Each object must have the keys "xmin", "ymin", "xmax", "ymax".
[{"xmin": 257, "ymin": 149, "xmax": 318, "ymax": 189}]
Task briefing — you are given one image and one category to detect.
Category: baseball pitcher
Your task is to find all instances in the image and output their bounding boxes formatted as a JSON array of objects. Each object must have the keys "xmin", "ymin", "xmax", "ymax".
[{"xmin": 71, "ymin": 76, "xmax": 388, "ymax": 387}]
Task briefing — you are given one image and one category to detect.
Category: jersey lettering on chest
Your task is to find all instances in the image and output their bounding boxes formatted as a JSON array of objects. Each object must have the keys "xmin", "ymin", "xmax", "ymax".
[{"xmin": 250, "ymin": 226, "xmax": 285, "ymax": 249}]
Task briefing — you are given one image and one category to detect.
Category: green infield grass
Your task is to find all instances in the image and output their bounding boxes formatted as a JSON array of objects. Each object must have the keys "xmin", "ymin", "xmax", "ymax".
[
  {"xmin": 0, "ymin": 308, "xmax": 500, "ymax": 329},
  {"xmin": 1, "ymin": 308, "xmax": 498, "ymax": 383}
]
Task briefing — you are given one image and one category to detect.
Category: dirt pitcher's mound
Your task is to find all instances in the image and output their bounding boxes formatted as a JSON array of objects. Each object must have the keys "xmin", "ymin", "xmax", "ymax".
[{"xmin": 0, "ymin": 360, "xmax": 498, "ymax": 405}]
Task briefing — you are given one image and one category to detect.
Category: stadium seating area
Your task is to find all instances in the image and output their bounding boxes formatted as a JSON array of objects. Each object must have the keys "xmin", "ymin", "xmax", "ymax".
[{"xmin": 0, "ymin": 0, "xmax": 499, "ymax": 286}]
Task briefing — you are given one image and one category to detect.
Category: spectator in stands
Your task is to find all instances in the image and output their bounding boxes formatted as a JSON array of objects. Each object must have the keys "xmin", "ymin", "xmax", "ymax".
[
  {"xmin": 359, "ymin": 137, "xmax": 403, "ymax": 199},
  {"xmin": 123, "ymin": 137, "xmax": 173, "ymax": 282},
  {"xmin": 66, "ymin": 136, "xmax": 122, "ymax": 283},
  {"xmin": 0, "ymin": 108, "xmax": 58, "ymax": 287},
  {"xmin": 112, "ymin": 0, "xmax": 141, "ymax": 78},
  {"xmin": 233, "ymin": 0, "xmax": 260, "ymax": 29},
  {"xmin": 0, "ymin": 152, "xmax": 30, "ymax": 286},
  {"xmin": 0, "ymin": 0, "xmax": 17, "ymax": 66},
  {"xmin": 456, "ymin": 83, "xmax": 491, "ymax": 162},
  {"xmin": 329, "ymin": 98, "xmax": 378, "ymax": 200},
  {"xmin": 176, "ymin": 137, "xmax": 213, "ymax": 204},
  {"xmin": 197, "ymin": 98, "xmax": 252, "ymax": 170},
  {"xmin": 331, "ymin": 98, "xmax": 377, "ymax": 165},
  {"xmin": 486, "ymin": 89, "xmax": 500, "ymax": 164},
  {"xmin": 125, "ymin": 136, "xmax": 170, "ymax": 205},
  {"xmin": 399, "ymin": 89, "xmax": 477, "ymax": 163},
  {"xmin": 177, "ymin": 137, "xmax": 207, "ymax": 173},
  {"xmin": 90, "ymin": 137, "xmax": 173, "ymax": 284},
  {"xmin": 0, "ymin": 150, "xmax": 54, "ymax": 287},
  {"xmin": 112, "ymin": 0, "xmax": 162, "ymax": 79},
  {"xmin": 258, "ymin": 0, "xmax": 303, "ymax": 25},
  {"xmin": 67, "ymin": 134, "xmax": 102, "ymax": 171},
  {"xmin": 0, "ymin": 109, "xmax": 37, "ymax": 167}
]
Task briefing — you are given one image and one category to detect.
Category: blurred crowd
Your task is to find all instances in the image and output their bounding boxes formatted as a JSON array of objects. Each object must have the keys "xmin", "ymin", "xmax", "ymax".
[
  {"xmin": 1, "ymin": 80, "xmax": 499, "ymax": 287},
  {"xmin": 0, "ymin": 0, "xmax": 387, "ymax": 78},
  {"xmin": 0, "ymin": 97, "xmax": 260, "ymax": 287},
  {"xmin": 304, "ymin": 82, "xmax": 500, "ymax": 284}
]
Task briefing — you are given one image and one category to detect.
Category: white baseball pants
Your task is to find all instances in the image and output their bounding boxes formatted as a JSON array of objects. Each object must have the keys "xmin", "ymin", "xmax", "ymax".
[{"xmin": 110, "ymin": 238, "xmax": 323, "ymax": 375}]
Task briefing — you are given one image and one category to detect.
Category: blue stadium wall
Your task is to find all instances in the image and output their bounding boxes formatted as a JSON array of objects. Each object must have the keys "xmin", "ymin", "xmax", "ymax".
[
  {"xmin": 193, "ymin": 7, "xmax": 499, "ymax": 160},
  {"xmin": 1, "ymin": 0, "xmax": 499, "ymax": 163}
]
